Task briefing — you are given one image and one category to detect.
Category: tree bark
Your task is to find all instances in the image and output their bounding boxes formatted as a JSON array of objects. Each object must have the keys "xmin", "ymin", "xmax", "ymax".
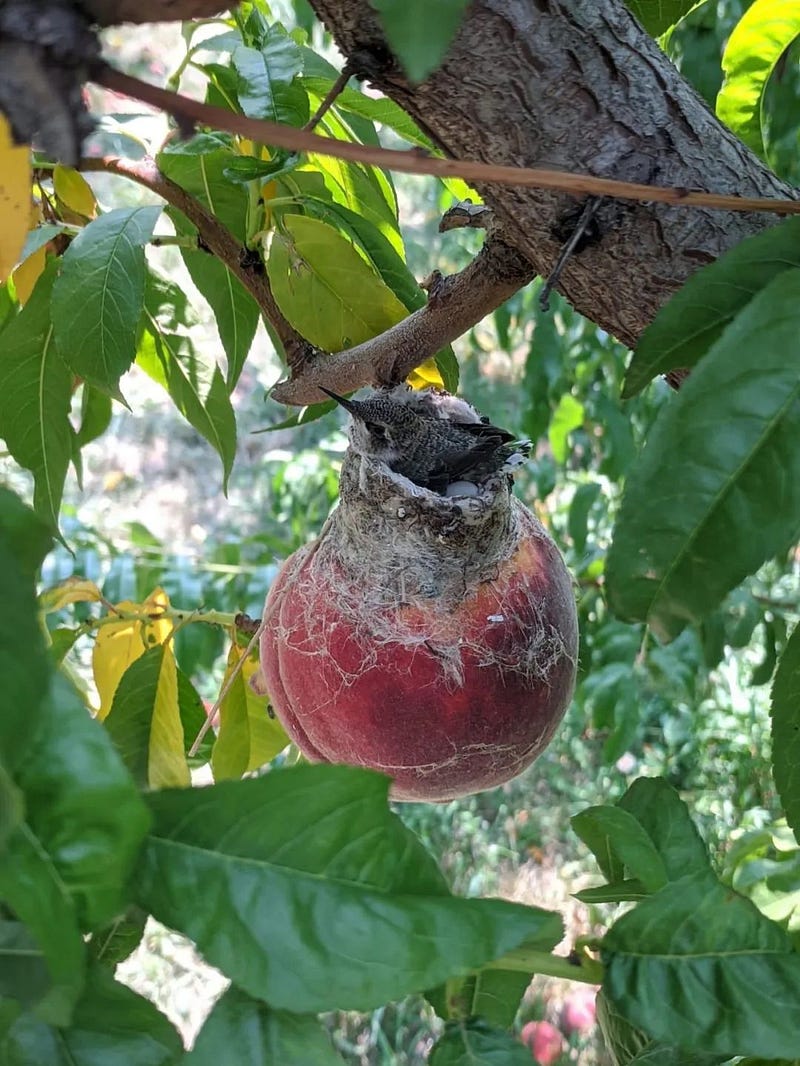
[{"xmin": 307, "ymin": 0, "xmax": 796, "ymax": 348}]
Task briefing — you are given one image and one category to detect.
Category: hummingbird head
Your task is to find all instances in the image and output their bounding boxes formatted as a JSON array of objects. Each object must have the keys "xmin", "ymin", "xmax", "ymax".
[{"xmin": 319, "ymin": 387, "xmax": 418, "ymax": 463}]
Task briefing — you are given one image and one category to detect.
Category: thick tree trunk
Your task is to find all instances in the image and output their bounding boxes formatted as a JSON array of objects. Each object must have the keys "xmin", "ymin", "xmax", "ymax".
[{"xmin": 308, "ymin": 0, "xmax": 795, "ymax": 348}]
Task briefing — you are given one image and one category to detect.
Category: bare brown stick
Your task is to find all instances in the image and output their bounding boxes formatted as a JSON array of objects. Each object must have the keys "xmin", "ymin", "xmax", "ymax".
[
  {"xmin": 79, "ymin": 154, "xmax": 311, "ymax": 365},
  {"xmin": 91, "ymin": 63, "xmax": 800, "ymax": 216},
  {"xmin": 271, "ymin": 237, "xmax": 536, "ymax": 405},
  {"xmin": 303, "ymin": 61, "xmax": 353, "ymax": 132},
  {"xmin": 188, "ymin": 616, "xmax": 268, "ymax": 758},
  {"xmin": 540, "ymin": 197, "xmax": 602, "ymax": 311}
]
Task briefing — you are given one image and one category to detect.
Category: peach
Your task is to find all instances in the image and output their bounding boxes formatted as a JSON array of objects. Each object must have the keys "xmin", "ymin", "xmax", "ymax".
[
  {"xmin": 258, "ymin": 400, "xmax": 578, "ymax": 802},
  {"xmin": 520, "ymin": 1021, "xmax": 565, "ymax": 1064}
]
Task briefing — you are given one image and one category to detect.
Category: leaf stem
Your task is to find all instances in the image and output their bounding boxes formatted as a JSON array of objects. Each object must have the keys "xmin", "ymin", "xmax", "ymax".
[
  {"xmin": 484, "ymin": 948, "xmax": 603, "ymax": 984},
  {"xmin": 150, "ymin": 234, "xmax": 201, "ymax": 249},
  {"xmin": 187, "ymin": 615, "xmax": 268, "ymax": 757},
  {"xmin": 76, "ymin": 605, "xmax": 240, "ymax": 634}
]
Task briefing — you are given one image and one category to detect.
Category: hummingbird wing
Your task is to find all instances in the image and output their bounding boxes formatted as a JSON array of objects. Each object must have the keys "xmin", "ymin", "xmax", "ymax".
[
  {"xmin": 425, "ymin": 432, "xmax": 518, "ymax": 491},
  {"xmin": 449, "ymin": 421, "xmax": 516, "ymax": 444}
]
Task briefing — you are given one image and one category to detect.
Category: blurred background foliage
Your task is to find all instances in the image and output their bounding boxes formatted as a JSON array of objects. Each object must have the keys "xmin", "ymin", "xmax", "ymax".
[{"xmin": 4, "ymin": 0, "xmax": 800, "ymax": 1061}]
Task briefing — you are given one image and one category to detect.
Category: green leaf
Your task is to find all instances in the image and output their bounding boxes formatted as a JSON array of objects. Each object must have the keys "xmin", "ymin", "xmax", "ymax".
[
  {"xmin": 1, "ymin": 964, "xmax": 181, "ymax": 1065},
  {"xmin": 574, "ymin": 879, "xmax": 649, "ymax": 904},
  {"xmin": 0, "ymin": 526, "xmax": 88, "ymax": 1024},
  {"xmin": 301, "ymin": 196, "xmax": 424, "ymax": 313},
  {"xmin": 87, "ymin": 908, "xmax": 147, "ymax": 968},
  {"xmin": 602, "ymin": 869, "xmax": 800, "ymax": 1058},
  {"xmin": 616, "ymin": 778, "xmax": 711, "ymax": 882},
  {"xmin": 572, "ymin": 806, "xmax": 668, "ymax": 893},
  {"xmin": 0, "ymin": 920, "xmax": 58, "ymax": 1017},
  {"xmin": 158, "ymin": 136, "xmax": 249, "ymax": 242},
  {"xmin": 0, "ymin": 263, "xmax": 72, "ymax": 530},
  {"xmin": 429, "ymin": 1018, "xmax": 532, "ymax": 1065},
  {"xmin": 433, "ymin": 964, "xmax": 531, "ymax": 1027},
  {"xmin": 186, "ymin": 986, "xmax": 342, "ymax": 1065},
  {"xmin": 548, "ymin": 393, "xmax": 583, "ymax": 464},
  {"xmin": 737, "ymin": 1060, "xmax": 800, "ymax": 1066},
  {"xmin": 52, "ymin": 206, "xmax": 161, "ymax": 399},
  {"xmin": 211, "ymin": 645, "xmax": 289, "ymax": 781},
  {"xmin": 75, "ymin": 385, "xmax": 113, "ymax": 448},
  {"xmin": 771, "ymin": 624, "xmax": 800, "ymax": 838},
  {"xmin": 0, "ymin": 765, "xmax": 23, "ymax": 850},
  {"xmin": 15, "ymin": 673, "xmax": 150, "ymax": 929},
  {"xmin": 0, "ymin": 826, "xmax": 85, "ymax": 1026},
  {"xmin": 464, "ymin": 969, "xmax": 531, "ymax": 1028},
  {"xmin": 300, "ymin": 75, "xmax": 432, "ymax": 148},
  {"xmin": 371, "ymin": 0, "xmax": 470, "ymax": 83},
  {"xmin": 568, "ymin": 482, "xmax": 601, "ymax": 554},
  {"xmin": 596, "ymin": 989, "xmax": 725, "ymax": 1066},
  {"xmin": 607, "ymin": 269, "xmax": 800, "ymax": 642},
  {"xmin": 623, "ymin": 217, "xmax": 800, "ymax": 397},
  {"xmin": 0, "ymin": 490, "xmax": 52, "ymax": 774},
  {"xmin": 133, "ymin": 767, "xmax": 561, "ymax": 1013},
  {"xmin": 177, "ymin": 668, "xmax": 214, "ymax": 767},
  {"xmin": 138, "ymin": 296, "xmax": 237, "ymax": 492},
  {"xmin": 716, "ymin": 0, "xmax": 800, "ymax": 158},
  {"xmin": 47, "ymin": 627, "xmax": 82, "ymax": 665},
  {"xmin": 571, "ymin": 780, "xmax": 712, "ymax": 895},
  {"xmin": 302, "ymin": 153, "xmax": 401, "ymax": 254},
  {"xmin": 625, "ymin": 1, "xmax": 705, "ymax": 37},
  {"xmin": 267, "ymin": 214, "xmax": 409, "ymax": 350},
  {"xmin": 166, "ymin": 211, "xmax": 259, "ymax": 391},
  {"xmin": 104, "ymin": 644, "xmax": 191, "ymax": 790},
  {"xmin": 233, "ymin": 33, "xmax": 309, "ymax": 127},
  {"xmin": 18, "ymin": 224, "xmax": 63, "ymax": 264}
]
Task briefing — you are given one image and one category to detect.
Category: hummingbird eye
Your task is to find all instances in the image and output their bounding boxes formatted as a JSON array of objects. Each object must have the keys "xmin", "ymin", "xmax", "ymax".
[{"xmin": 366, "ymin": 422, "xmax": 389, "ymax": 444}]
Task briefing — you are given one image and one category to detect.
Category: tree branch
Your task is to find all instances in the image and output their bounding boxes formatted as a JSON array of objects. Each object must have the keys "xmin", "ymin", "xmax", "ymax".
[
  {"xmin": 79, "ymin": 154, "xmax": 312, "ymax": 367},
  {"xmin": 270, "ymin": 236, "xmax": 535, "ymax": 405},
  {"xmin": 90, "ymin": 64, "xmax": 800, "ymax": 217},
  {"xmin": 79, "ymin": 154, "xmax": 535, "ymax": 403},
  {"xmin": 305, "ymin": 0, "xmax": 798, "ymax": 350}
]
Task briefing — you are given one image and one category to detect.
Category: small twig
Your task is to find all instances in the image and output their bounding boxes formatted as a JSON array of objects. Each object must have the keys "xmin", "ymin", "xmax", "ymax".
[
  {"xmin": 439, "ymin": 201, "xmax": 492, "ymax": 232},
  {"xmin": 89, "ymin": 62, "xmax": 800, "ymax": 216},
  {"xmin": 540, "ymin": 197, "xmax": 603, "ymax": 311},
  {"xmin": 188, "ymin": 615, "xmax": 267, "ymax": 758},
  {"xmin": 303, "ymin": 61, "xmax": 353, "ymax": 132}
]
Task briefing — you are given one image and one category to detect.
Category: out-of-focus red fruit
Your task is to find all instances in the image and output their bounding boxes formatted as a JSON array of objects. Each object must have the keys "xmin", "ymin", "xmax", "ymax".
[
  {"xmin": 258, "ymin": 390, "xmax": 578, "ymax": 802},
  {"xmin": 561, "ymin": 986, "xmax": 597, "ymax": 1035},
  {"xmin": 520, "ymin": 1020, "xmax": 565, "ymax": 1064}
]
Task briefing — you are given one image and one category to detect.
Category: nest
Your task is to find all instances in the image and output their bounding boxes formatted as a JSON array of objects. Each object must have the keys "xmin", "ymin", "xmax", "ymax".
[{"xmin": 269, "ymin": 443, "xmax": 575, "ymax": 693}]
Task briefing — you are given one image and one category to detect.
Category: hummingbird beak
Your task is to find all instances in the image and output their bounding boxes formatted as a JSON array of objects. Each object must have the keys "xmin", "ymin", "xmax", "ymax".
[{"xmin": 319, "ymin": 387, "xmax": 361, "ymax": 417}]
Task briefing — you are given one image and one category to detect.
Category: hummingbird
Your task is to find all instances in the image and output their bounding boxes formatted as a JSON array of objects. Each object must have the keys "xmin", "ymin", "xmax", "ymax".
[{"xmin": 320, "ymin": 386, "xmax": 530, "ymax": 495}]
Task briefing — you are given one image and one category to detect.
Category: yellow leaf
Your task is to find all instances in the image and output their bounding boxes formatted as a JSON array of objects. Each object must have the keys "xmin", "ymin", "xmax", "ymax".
[
  {"xmin": 268, "ymin": 214, "xmax": 409, "ymax": 352},
  {"xmin": 93, "ymin": 588, "xmax": 173, "ymax": 720},
  {"xmin": 211, "ymin": 642, "xmax": 289, "ymax": 780},
  {"xmin": 407, "ymin": 358, "xmax": 445, "ymax": 390},
  {"xmin": 12, "ymin": 245, "xmax": 47, "ymax": 305},
  {"xmin": 238, "ymin": 138, "xmax": 272, "ymax": 160},
  {"xmin": 147, "ymin": 643, "xmax": 190, "ymax": 788},
  {"xmin": 39, "ymin": 576, "xmax": 103, "ymax": 613},
  {"xmin": 241, "ymin": 652, "xmax": 289, "ymax": 772},
  {"xmin": 53, "ymin": 165, "xmax": 97, "ymax": 220},
  {"xmin": 0, "ymin": 114, "xmax": 31, "ymax": 284}
]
